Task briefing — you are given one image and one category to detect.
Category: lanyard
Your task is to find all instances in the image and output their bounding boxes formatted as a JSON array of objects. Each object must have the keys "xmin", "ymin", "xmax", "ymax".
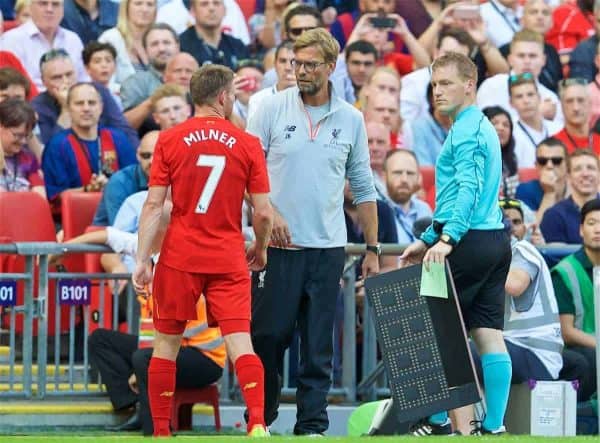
[
  {"xmin": 302, "ymin": 104, "xmax": 324, "ymax": 141},
  {"xmin": 489, "ymin": 0, "xmax": 520, "ymax": 33},
  {"xmin": 2, "ymin": 155, "xmax": 19, "ymax": 191},
  {"xmin": 72, "ymin": 134, "xmax": 102, "ymax": 173},
  {"xmin": 517, "ymin": 121, "xmax": 547, "ymax": 149},
  {"xmin": 565, "ymin": 130, "xmax": 593, "ymax": 151}
]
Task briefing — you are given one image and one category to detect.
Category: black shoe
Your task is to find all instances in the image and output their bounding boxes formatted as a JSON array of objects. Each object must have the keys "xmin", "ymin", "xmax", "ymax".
[
  {"xmin": 470, "ymin": 420, "xmax": 506, "ymax": 435},
  {"xmin": 106, "ymin": 411, "xmax": 142, "ymax": 432},
  {"xmin": 410, "ymin": 418, "xmax": 453, "ymax": 436}
]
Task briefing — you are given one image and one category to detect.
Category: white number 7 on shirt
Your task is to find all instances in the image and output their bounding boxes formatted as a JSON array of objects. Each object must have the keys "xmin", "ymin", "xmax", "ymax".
[{"xmin": 195, "ymin": 154, "xmax": 226, "ymax": 214}]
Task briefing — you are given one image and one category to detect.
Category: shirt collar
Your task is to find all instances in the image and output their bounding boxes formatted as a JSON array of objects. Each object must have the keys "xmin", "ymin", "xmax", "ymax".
[
  {"xmin": 576, "ymin": 247, "xmax": 594, "ymax": 271},
  {"xmin": 455, "ymin": 105, "xmax": 477, "ymax": 122}
]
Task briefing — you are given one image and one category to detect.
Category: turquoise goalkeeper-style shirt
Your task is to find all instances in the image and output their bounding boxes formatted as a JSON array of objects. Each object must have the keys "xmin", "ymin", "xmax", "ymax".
[{"xmin": 420, "ymin": 105, "xmax": 504, "ymax": 245}]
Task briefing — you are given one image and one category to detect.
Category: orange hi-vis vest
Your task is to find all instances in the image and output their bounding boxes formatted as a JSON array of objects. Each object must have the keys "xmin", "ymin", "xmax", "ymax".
[{"xmin": 138, "ymin": 295, "xmax": 226, "ymax": 368}]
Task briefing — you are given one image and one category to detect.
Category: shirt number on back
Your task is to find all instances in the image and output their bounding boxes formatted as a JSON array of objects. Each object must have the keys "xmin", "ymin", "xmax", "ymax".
[{"xmin": 195, "ymin": 154, "xmax": 225, "ymax": 214}]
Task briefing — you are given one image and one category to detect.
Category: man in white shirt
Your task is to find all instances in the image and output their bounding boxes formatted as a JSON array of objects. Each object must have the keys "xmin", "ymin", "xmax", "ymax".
[
  {"xmin": 480, "ymin": 0, "xmax": 522, "ymax": 48},
  {"xmin": 509, "ymin": 73, "xmax": 561, "ymax": 168},
  {"xmin": 478, "ymin": 29, "xmax": 563, "ymax": 126}
]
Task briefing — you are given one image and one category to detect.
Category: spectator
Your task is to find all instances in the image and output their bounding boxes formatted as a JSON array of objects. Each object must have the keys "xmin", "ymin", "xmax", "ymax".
[
  {"xmin": 480, "ymin": 0, "xmax": 522, "ymax": 48},
  {"xmin": 588, "ymin": 40, "xmax": 600, "ymax": 128},
  {"xmin": 161, "ymin": 52, "xmax": 197, "ymax": 90},
  {"xmin": 41, "ymin": 82, "xmax": 136, "ymax": 204},
  {"xmin": 82, "ymin": 41, "xmax": 120, "ymax": 109},
  {"xmin": 0, "ymin": 67, "xmax": 30, "ymax": 101},
  {"xmin": 359, "ymin": 65, "xmax": 400, "ymax": 111},
  {"xmin": 14, "ymin": 0, "xmax": 32, "ymax": 25},
  {"xmin": 541, "ymin": 149, "xmax": 600, "ymax": 244},
  {"xmin": 98, "ymin": 0, "xmax": 157, "ymax": 85},
  {"xmin": 0, "ymin": 98, "xmax": 44, "ymax": 196},
  {"xmin": 32, "ymin": 49, "xmax": 138, "ymax": 146},
  {"xmin": 553, "ymin": 78, "xmax": 600, "ymax": 155},
  {"xmin": 0, "ymin": 50, "xmax": 39, "ymax": 99},
  {"xmin": 247, "ymin": 39, "xmax": 295, "ymax": 122},
  {"xmin": 233, "ymin": 59, "xmax": 264, "ymax": 124},
  {"xmin": 546, "ymin": 0, "xmax": 595, "ymax": 63},
  {"xmin": 568, "ymin": 0, "xmax": 600, "ymax": 81},
  {"xmin": 61, "ymin": 0, "xmax": 118, "ymax": 45},
  {"xmin": 551, "ymin": 197, "xmax": 600, "ymax": 401},
  {"xmin": 118, "ymin": 23, "xmax": 180, "ymax": 130},
  {"xmin": 363, "ymin": 90, "xmax": 402, "ymax": 149},
  {"xmin": 483, "ymin": 106, "xmax": 519, "ymax": 199},
  {"xmin": 469, "ymin": 197, "xmax": 563, "ymax": 385},
  {"xmin": 92, "ymin": 130, "xmax": 157, "ymax": 226},
  {"xmin": 509, "ymin": 73, "xmax": 561, "ymax": 168},
  {"xmin": 179, "ymin": 0, "xmax": 249, "ymax": 70},
  {"xmin": 149, "ymin": 84, "xmax": 190, "ymax": 130},
  {"xmin": 393, "ymin": 0, "xmax": 438, "ymax": 38},
  {"xmin": 343, "ymin": 40, "xmax": 377, "ymax": 101},
  {"xmin": 500, "ymin": 0, "xmax": 563, "ymax": 93},
  {"xmin": 0, "ymin": 0, "xmax": 89, "ymax": 91},
  {"xmin": 516, "ymin": 137, "xmax": 568, "ymax": 222},
  {"xmin": 384, "ymin": 148, "xmax": 432, "ymax": 245},
  {"xmin": 406, "ymin": 83, "xmax": 450, "ymax": 168},
  {"xmin": 248, "ymin": 0, "xmax": 292, "ymax": 54},
  {"xmin": 365, "ymin": 121, "xmax": 390, "ymax": 200},
  {"xmin": 477, "ymin": 30, "xmax": 563, "ymax": 126}
]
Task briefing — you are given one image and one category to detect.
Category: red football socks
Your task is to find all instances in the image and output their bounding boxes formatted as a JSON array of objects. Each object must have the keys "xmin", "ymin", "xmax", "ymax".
[
  {"xmin": 148, "ymin": 356, "xmax": 176, "ymax": 437},
  {"xmin": 235, "ymin": 353, "xmax": 265, "ymax": 431}
]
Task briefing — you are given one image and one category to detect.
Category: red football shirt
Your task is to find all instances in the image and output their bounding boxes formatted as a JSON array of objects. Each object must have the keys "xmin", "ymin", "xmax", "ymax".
[
  {"xmin": 149, "ymin": 116, "xmax": 270, "ymax": 274},
  {"xmin": 553, "ymin": 128, "xmax": 600, "ymax": 156}
]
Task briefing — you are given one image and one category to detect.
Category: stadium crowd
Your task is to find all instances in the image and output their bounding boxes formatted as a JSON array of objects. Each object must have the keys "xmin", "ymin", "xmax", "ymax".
[{"xmin": 0, "ymin": 0, "xmax": 598, "ymax": 435}]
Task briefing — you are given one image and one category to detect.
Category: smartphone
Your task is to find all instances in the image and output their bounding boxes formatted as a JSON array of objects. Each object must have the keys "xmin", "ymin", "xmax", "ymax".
[
  {"xmin": 240, "ymin": 76, "xmax": 257, "ymax": 92},
  {"xmin": 452, "ymin": 4, "xmax": 480, "ymax": 20},
  {"xmin": 369, "ymin": 15, "xmax": 397, "ymax": 29}
]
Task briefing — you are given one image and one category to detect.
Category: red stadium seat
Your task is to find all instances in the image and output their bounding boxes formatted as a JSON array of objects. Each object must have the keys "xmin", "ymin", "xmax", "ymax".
[
  {"xmin": 171, "ymin": 385, "xmax": 221, "ymax": 431},
  {"xmin": 420, "ymin": 166, "xmax": 435, "ymax": 194},
  {"xmin": 237, "ymin": 0, "xmax": 256, "ymax": 22},
  {"xmin": 426, "ymin": 186, "xmax": 436, "ymax": 211},
  {"xmin": 0, "ymin": 192, "xmax": 70, "ymax": 335},
  {"xmin": 518, "ymin": 168, "xmax": 539, "ymax": 183},
  {"xmin": 61, "ymin": 192, "xmax": 102, "ymax": 272}
]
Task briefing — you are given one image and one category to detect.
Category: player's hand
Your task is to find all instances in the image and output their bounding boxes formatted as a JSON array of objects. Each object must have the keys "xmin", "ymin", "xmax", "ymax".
[
  {"xmin": 128, "ymin": 373, "xmax": 139, "ymax": 394},
  {"xmin": 528, "ymin": 223, "xmax": 545, "ymax": 246},
  {"xmin": 246, "ymin": 242, "xmax": 267, "ymax": 271},
  {"xmin": 362, "ymin": 251, "xmax": 380, "ymax": 278},
  {"xmin": 132, "ymin": 261, "xmax": 152, "ymax": 296},
  {"xmin": 399, "ymin": 239, "xmax": 427, "ymax": 267},
  {"xmin": 422, "ymin": 241, "xmax": 453, "ymax": 270},
  {"xmin": 270, "ymin": 209, "xmax": 291, "ymax": 247}
]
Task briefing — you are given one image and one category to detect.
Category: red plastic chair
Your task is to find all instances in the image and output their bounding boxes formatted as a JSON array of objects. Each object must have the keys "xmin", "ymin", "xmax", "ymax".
[
  {"xmin": 518, "ymin": 168, "xmax": 539, "ymax": 183},
  {"xmin": 237, "ymin": 0, "xmax": 256, "ymax": 22},
  {"xmin": 0, "ymin": 192, "xmax": 70, "ymax": 335},
  {"xmin": 420, "ymin": 166, "xmax": 435, "ymax": 194},
  {"xmin": 171, "ymin": 385, "xmax": 221, "ymax": 431}
]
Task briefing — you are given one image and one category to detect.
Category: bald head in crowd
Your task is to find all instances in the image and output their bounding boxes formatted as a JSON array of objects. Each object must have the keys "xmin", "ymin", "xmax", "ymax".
[{"xmin": 163, "ymin": 53, "xmax": 199, "ymax": 90}]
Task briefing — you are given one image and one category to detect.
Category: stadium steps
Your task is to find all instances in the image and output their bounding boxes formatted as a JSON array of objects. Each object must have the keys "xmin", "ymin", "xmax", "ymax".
[
  {"xmin": 0, "ymin": 382, "xmax": 103, "ymax": 393},
  {"xmin": 0, "ymin": 346, "xmax": 9, "ymax": 362},
  {"xmin": 0, "ymin": 363, "xmax": 69, "ymax": 377}
]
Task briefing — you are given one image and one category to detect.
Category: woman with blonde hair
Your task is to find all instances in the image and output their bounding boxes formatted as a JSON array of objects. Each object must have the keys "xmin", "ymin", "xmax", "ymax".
[
  {"xmin": 14, "ymin": 0, "xmax": 31, "ymax": 25},
  {"xmin": 99, "ymin": 0, "xmax": 157, "ymax": 85}
]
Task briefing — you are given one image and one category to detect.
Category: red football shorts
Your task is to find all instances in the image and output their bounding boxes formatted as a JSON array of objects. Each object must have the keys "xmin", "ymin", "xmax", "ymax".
[{"xmin": 152, "ymin": 262, "xmax": 251, "ymax": 335}]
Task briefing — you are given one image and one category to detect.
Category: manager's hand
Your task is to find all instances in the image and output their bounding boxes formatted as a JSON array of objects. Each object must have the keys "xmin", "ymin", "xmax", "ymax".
[{"xmin": 270, "ymin": 208, "xmax": 292, "ymax": 247}]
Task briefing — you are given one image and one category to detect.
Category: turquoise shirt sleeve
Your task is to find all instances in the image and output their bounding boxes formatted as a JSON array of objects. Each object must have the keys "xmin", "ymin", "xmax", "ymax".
[{"xmin": 442, "ymin": 130, "xmax": 486, "ymax": 242}]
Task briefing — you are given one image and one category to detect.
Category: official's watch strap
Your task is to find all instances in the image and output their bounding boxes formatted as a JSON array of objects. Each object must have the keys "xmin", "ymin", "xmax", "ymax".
[{"xmin": 439, "ymin": 233, "xmax": 457, "ymax": 246}]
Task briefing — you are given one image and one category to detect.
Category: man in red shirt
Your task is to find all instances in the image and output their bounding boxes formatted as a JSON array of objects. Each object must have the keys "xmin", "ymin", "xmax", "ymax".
[
  {"xmin": 552, "ymin": 78, "xmax": 600, "ymax": 155},
  {"xmin": 132, "ymin": 64, "xmax": 274, "ymax": 438}
]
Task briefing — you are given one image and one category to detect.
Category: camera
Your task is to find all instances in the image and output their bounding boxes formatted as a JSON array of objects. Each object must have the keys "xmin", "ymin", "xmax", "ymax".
[{"xmin": 369, "ymin": 15, "xmax": 397, "ymax": 29}]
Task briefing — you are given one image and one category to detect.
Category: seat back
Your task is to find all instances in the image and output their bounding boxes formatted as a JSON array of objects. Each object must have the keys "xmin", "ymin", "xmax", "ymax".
[
  {"xmin": 419, "ymin": 166, "xmax": 435, "ymax": 195},
  {"xmin": 61, "ymin": 192, "xmax": 102, "ymax": 272},
  {"xmin": 518, "ymin": 168, "xmax": 539, "ymax": 183}
]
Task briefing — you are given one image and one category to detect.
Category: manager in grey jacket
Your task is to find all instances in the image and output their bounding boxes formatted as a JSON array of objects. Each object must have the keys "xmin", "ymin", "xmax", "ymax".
[{"xmin": 246, "ymin": 28, "xmax": 379, "ymax": 436}]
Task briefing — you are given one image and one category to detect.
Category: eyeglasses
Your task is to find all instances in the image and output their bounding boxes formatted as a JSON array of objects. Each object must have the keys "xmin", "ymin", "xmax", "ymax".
[
  {"xmin": 138, "ymin": 152, "xmax": 153, "ymax": 160},
  {"xmin": 287, "ymin": 26, "xmax": 317, "ymax": 38},
  {"xmin": 499, "ymin": 198, "xmax": 522, "ymax": 210},
  {"xmin": 39, "ymin": 48, "xmax": 69, "ymax": 69},
  {"xmin": 536, "ymin": 156, "xmax": 564, "ymax": 166},
  {"xmin": 558, "ymin": 78, "xmax": 588, "ymax": 89},
  {"xmin": 508, "ymin": 72, "xmax": 534, "ymax": 84},
  {"xmin": 291, "ymin": 60, "xmax": 326, "ymax": 73},
  {"xmin": 8, "ymin": 128, "xmax": 33, "ymax": 142}
]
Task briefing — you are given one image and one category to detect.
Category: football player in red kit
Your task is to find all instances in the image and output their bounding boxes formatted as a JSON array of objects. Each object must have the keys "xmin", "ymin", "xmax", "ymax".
[{"xmin": 133, "ymin": 64, "xmax": 273, "ymax": 438}]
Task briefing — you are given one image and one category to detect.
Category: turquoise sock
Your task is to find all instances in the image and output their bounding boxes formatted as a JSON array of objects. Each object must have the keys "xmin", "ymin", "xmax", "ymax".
[
  {"xmin": 428, "ymin": 411, "xmax": 448, "ymax": 425},
  {"xmin": 481, "ymin": 353, "xmax": 512, "ymax": 431}
]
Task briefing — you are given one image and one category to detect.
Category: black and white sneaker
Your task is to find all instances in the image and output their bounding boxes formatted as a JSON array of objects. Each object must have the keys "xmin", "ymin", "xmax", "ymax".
[
  {"xmin": 470, "ymin": 420, "xmax": 506, "ymax": 435},
  {"xmin": 410, "ymin": 418, "xmax": 453, "ymax": 436}
]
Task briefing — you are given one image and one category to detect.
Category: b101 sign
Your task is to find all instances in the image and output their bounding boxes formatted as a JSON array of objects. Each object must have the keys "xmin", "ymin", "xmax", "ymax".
[
  {"xmin": 0, "ymin": 281, "xmax": 17, "ymax": 306},
  {"xmin": 58, "ymin": 280, "xmax": 91, "ymax": 305}
]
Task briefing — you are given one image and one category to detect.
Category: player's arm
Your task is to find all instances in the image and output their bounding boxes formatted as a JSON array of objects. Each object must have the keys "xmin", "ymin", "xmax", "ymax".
[
  {"xmin": 136, "ymin": 185, "xmax": 168, "ymax": 264},
  {"xmin": 248, "ymin": 192, "xmax": 274, "ymax": 251}
]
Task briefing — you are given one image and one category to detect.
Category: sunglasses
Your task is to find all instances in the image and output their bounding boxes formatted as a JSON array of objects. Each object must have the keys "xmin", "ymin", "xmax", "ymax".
[
  {"xmin": 499, "ymin": 198, "xmax": 522, "ymax": 210},
  {"xmin": 287, "ymin": 26, "xmax": 317, "ymax": 37},
  {"xmin": 558, "ymin": 78, "xmax": 588, "ymax": 89},
  {"xmin": 508, "ymin": 72, "xmax": 534, "ymax": 84},
  {"xmin": 536, "ymin": 156, "xmax": 563, "ymax": 166},
  {"xmin": 138, "ymin": 152, "xmax": 153, "ymax": 160},
  {"xmin": 39, "ymin": 48, "xmax": 69, "ymax": 68}
]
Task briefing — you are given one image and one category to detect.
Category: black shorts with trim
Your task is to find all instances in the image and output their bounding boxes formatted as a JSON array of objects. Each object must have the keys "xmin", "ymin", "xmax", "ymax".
[{"xmin": 447, "ymin": 229, "xmax": 511, "ymax": 331}]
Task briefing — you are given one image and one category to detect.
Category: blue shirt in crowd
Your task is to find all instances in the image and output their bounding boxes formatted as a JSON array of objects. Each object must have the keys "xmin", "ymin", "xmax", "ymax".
[
  {"xmin": 515, "ymin": 179, "xmax": 544, "ymax": 211},
  {"xmin": 410, "ymin": 113, "xmax": 448, "ymax": 166},
  {"xmin": 390, "ymin": 196, "xmax": 433, "ymax": 245},
  {"xmin": 421, "ymin": 105, "xmax": 504, "ymax": 245},
  {"xmin": 61, "ymin": 0, "xmax": 119, "ymax": 45},
  {"xmin": 92, "ymin": 164, "xmax": 148, "ymax": 226},
  {"xmin": 540, "ymin": 196, "xmax": 599, "ymax": 244}
]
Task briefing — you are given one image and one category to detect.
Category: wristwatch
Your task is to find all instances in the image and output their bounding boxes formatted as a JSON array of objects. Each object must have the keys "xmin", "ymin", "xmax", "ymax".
[
  {"xmin": 366, "ymin": 244, "xmax": 382, "ymax": 256},
  {"xmin": 439, "ymin": 233, "xmax": 456, "ymax": 247}
]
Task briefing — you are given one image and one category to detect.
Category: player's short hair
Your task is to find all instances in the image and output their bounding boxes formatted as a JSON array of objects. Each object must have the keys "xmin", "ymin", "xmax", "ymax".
[
  {"xmin": 66, "ymin": 82, "xmax": 102, "ymax": 105},
  {"xmin": 345, "ymin": 40, "xmax": 378, "ymax": 62},
  {"xmin": 0, "ymin": 98, "xmax": 36, "ymax": 131},
  {"xmin": 566, "ymin": 148, "xmax": 600, "ymax": 173},
  {"xmin": 437, "ymin": 27, "xmax": 476, "ymax": 56},
  {"xmin": 275, "ymin": 39, "xmax": 294, "ymax": 60},
  {"xmin": 431, "ymin": 52, "xmax": 478, "ymax": 83},
  {"xmin": 142, "ymin": 23, "xmax": 179, "ymax": 49},
  {"xmin": 82, "ymin": 41, "xmax": 117, "ymax": 66},
  {"xmin": 190, "ymin": 64, "xmax": 234, "ymax": 106},
  {"xmin": 150, "ymin": 84, "xmax": 187, "ymax": 112},
  {"xmin": 510, "ymin": 29, "xmax": 544, "ymax": 53},
  {"xmin": 383, "ymin": 147, "xmax": 419, "ymax": 171},
  {"xmin": 283, "ymin": 4, "xmax": 322, "ymax": 32},
  {"xmin": 293, "ymin": 28, "xmax": 339, "ymax": 65},
  {"xmin": 581, "ymin": 198, "xmax": 600, "ymax": 224},
  {"xmin": 536, "ymin": 136, "xmax": 567, "ymax": 157},
  {"xmin": 0, "ymin": 67, "xmax": 30, "ymax": 97}
]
